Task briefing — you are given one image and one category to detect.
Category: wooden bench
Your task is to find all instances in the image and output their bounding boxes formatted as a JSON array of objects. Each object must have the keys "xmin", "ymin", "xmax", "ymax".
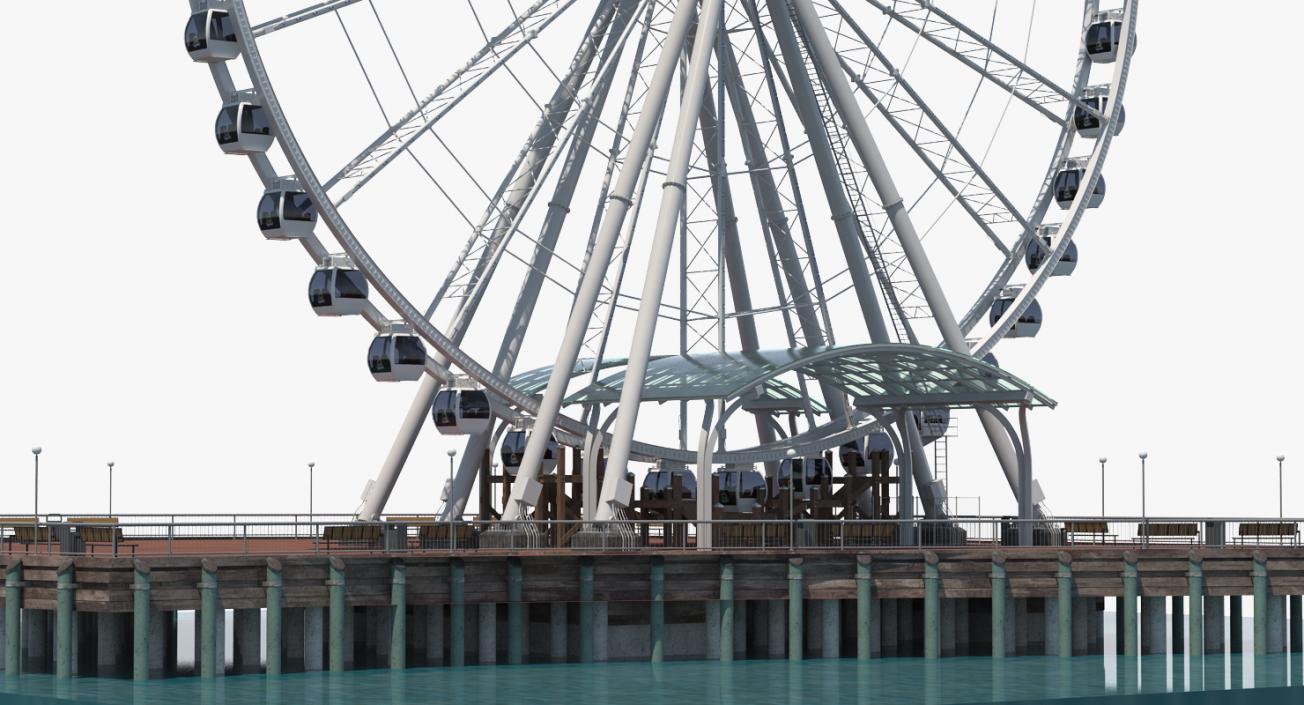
[
  {"xmin": 1063, "ymin": 520, "xmax": 1115, "ymax": 544},
  {"xmin": 417, "ymin": 523, "xmax": 476, "ymax": 549},
  {"xmin": 843, "ymin": 522, "xmax": 898, "ymax": 546},
  {"xmin": 1138, "ymin": 522, "xmax": 1200, "ymax": 543},
  {"xmin": 322, "ymin": 524, "xmax": 383, "ymax": 551},
  {"xmin": 68, "ymin": 517, "xmax": 134, "ymax": 556},
  {"xmin": 1, "ymin": 519, "xmax": 50, "ymax": 553},
  {"xmin": 1237, "ymin": 522, "xmax": 1299, "ymax": 545}
]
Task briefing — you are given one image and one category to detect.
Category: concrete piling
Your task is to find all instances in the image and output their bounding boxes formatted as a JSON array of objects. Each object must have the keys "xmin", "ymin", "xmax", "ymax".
[
  {"xmin": 856, "ymin": 556, "xmax": 872, "ymax": 660},
  {"xmin": 1187, "ymin": 552, "xmax": 1203, "ymax": 655},
  {"xmin": 1141, "ymin": 596, "xmax": 1165, "ymax": 655},
  {"xmin": 579, "ymin": 558, "xmax": 593, "ymax": 663},
  {"xmin": 822, "ymin": 600, "xmax": 840, "ymax": 658},
  {"xmin": 55, "ymin": 560, "xmax": 74, "ymax": 679},
  {"xmin": 507, "ymin": 559, "xmax": 523, "ymax": 665},
  {"xmin": 3, "ymin": 561, "xmax": 18, "ymax": 676},
  {"xmin": 1056, "ymin": 553, "xmax": 1073, "ymax": 658},
  {"xmin": 478, "ymin": 603, "xmax": 497, "ymax": 664},
  {"xmin": 991, "ymin": 553, "xmax": 1008, "ymax": 658},
  {"xmin": 768, "ymin": 599, "xmax": 786, "ymax": 659},
  {"xmin": 304, "ymin": 607, "xmax": 323, "ymax": 671},
  {"xmin": 198, "ymin": 559, "xmax": 219, "ymax": 678},
  {"xmin": 1204, "ymin": 595, "xmax": 1224, "ymax": 654},
  {"xmin": 924, "ymin": 552, "xmax": 940, "ymax": 659},
  {"xmin": 1290, "ymin": 595, "xmax": 1302, "ymax": 653},
  {"xmin": 1122, "ymin": 553, "xmax": 1138, "ymax": 657},
  {"xmin": 328, "ymin": 557, "xmax": 347, "ymax": 671},
  {"xmin": 390, "ymin": 561, "xmax": 407, "ymax": 670},
  {"xmin": 265, "ymin": 559, "xmax": 283, "ymax": 676},
  {"xmin": 650, "ymin": 557, "xmax": 665, "ymax": 662},
  {"xmin": 450, "ymin": 559, "xmax": 466, "ymax": 667},
  {"xmin": 788, "ymin": 558, "xmax": 804, "ymax": 661},
  {"xmin": 1253, "ymin": 552, "xmax": 1268, "ymax": 655},
  {"xmin": 720, "ymin": 559, "xmax": 734, "ymax": 662}
]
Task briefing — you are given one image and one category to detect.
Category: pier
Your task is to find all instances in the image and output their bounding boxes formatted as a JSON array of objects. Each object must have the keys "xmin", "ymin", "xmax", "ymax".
[{"xmin": 3, "ymin": 516, "xmax": 1302, "ymax": 678}]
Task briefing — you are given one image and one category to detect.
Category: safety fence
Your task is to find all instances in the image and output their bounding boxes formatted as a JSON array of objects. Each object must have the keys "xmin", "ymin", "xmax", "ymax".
[{"xmin": 0, "ymin": 516, "xmax": 1299, "ymax": 558}]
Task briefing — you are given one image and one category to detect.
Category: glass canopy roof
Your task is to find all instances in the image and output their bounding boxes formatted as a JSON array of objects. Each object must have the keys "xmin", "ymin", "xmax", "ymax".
[
  {"xmin": 540, "ymin": 344, "xmax": 1053, "ymax": 410},
  {"xmin": 508, "ymin": 354, "xmax": 829, "ymax": 413}
]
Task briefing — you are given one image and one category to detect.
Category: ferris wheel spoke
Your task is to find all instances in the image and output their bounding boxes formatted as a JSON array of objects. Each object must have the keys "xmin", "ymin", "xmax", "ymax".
[
  {"xmin": 423, "ymin": 0, "xmax": 637, "ymax": 326},
  {"xmin": 251, "ymin": 0, "xmax": 364, "ymax": 37},
  {"xmin": 322, "ymin": 0, "xmax": 582, "ymax": 203},
  {"xmin": 858, "ymin": 0, "xmax": 1076, "ymax": 125}
]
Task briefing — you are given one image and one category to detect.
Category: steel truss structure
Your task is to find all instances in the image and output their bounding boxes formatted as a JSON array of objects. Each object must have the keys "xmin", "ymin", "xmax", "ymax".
[{"xmin": 185, "ymin": 0, "xmax": 1137, "ymax": 536}]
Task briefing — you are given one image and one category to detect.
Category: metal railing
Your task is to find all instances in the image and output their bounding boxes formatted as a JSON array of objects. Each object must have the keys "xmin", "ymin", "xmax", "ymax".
[{"xmin": 0, "ymin": 516, "xmax": 1299, "ymax": 558}]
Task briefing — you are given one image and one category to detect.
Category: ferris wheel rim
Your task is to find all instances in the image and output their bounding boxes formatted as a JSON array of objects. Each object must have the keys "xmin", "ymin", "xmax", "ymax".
[{"xmin": 207, "ymin": 0, "xmax": 1132, "ymax": 465}]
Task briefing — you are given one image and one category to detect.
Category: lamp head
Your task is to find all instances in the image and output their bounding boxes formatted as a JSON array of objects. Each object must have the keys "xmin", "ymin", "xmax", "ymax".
[
  {"xmin": 1278, "ymin": 455, "xmax": 1286, "ymax": 463},
  {"xmin": 32, "ymin": 446, "xmax": 42, "ymax": 456},
  {"xmin": 108, "ymin": 461, "xmax": 115, "ymax": 468},
  {"xmin": 308, "ymin": 461, "xmax": 315, "ymax": 469},
  {"xmin": 1138, "ymin": 451, "xmax": 1148, "ymax": 460},
  {"xmin": 446, "ymin": 449, "xmax": 457, "ymax": 458},
  {"xmin": 1098, "ymin": 457, "xmax": 1107, "ymax": 464}
]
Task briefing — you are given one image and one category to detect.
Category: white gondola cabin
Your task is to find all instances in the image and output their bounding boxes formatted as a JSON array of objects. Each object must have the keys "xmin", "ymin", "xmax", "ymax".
[
  {"xmin": 184, "ymin": 7, "xmax": 239, "ymax": 62},
  {"xmin": 989, "ymin": 287, "xmax": 1043, "ymax": 339},
  {"xmin": 308, "ymin": 254, "xmax": 369, "ymax": 316},
  {"xmin": 641, "ymin": 465, "xmax": 697, "ymax": 501},
  {"xmin": 840, "ymin": 433, "xmax": 894, "ymax": 475},
  {"xmin": 367, "ymin": 323, "xmax": 425, "ymax": 382},
  {"xmin": 1085, "ymin": 10, "xmax": 1124, "ymax": 63},
  {"xmin": 432, "ymin": 388, "xmax": 493, "ymax": 436},
  {"xmin": 1073, "ymin": 85, "xmax": 1126, "ymax": 139},
  {"xmin": 215, "ymin": 94, "xmax": 272, "ymax": 154},
  {"xmin": 714, "ymin": 466, "xmax": 767, "ymax": 512},
  {"xmin": 257, "ymin": 179, "xmax": 317, "ymax": 240},
  {"xmin": 500, "ymin": 428, "xmax": 557, "ymax": 475},
  {"xmin": 1025, "ymin": 225, "xmax": 1078, "ymax": 277},
  {"xmin": 1053, "ymin": 158, "xmax": 1105, "ymax": 210}
]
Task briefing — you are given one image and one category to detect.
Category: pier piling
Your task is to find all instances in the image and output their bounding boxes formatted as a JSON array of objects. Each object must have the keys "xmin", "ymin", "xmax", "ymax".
[
  {"xmin": 198, "ymin": 559, "xmax": 219, "ymax": 678},
  {"xmin": 991, "ymin": 553, "xmax": 1007, "ymax": 658},
  {"xmin": 788, "ymin": 558, "xmax": 803, "ymax": 661},
  {"xmin": 55, "ymin": 560, "xmax": 74, "ymax": 679},
  {"xmin": 720, "ymin": 558, "xmax": 734, "ymax": 662},
  {"xmin": 1056, "ymin": 553, "xmax": 1072, "ymax": 658},
  {"xmin": 924, "ymin": 552, "xmax": 940, "ymax": 659},
  {"xmin": 856, "ymin": 556, "xmax": 872, "ymax": 660},
  {"xmin": 650, "ymin": 557, "xmax": 664, "ymax": 662},
  {"xmin": 265, "ymin": 559, "xmax": 283, "ymax": 676},
  {"xmin": 1122, "ymin": 553, "xmax": 1138, "ymax": 657},
  {"xmin": 328, "ymin": 557, "xmax": 346, "ymax": 672},
  {"xmin": 390, "ymin": 561, "xmax": 407, "ymax": 670},
  {"xmin": 1187, "ymin": 552, "xmax": 1203, "ymax": 655}
]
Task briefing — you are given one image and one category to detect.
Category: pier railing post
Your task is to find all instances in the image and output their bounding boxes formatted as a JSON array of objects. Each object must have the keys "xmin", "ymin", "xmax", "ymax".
[
  {"xmin": 788, "ymin": 558, "xmax": 803, "ymax": 661},
  {"xmin": 1122, "ymin": 553, "xmax": 1138, "ymax": 658},
  {"xmin": 55, "ymin": 560, "xmax": 74, "ymax": 679},
  {"xmin": 1187, "ymin": 551, "xmax": 1203, "ymax": 656},
  {"xmin": 507, "ymin": 558, "xmax": 523, "ymax": 665},
  {"xmin": 328, "ymin": 557, "xmax": 346, "ymax": 672},
  {"xmin": 4, "ymin": 560, "xmax": 21, "ymax": 676},
  {"xmin": 579, "ymin": 558, "xmax": 594, "ymax": 663},
  {"xmin": 650, "ymin": 556, "xmax": 665, "ymax": 662},
  {"xmin": 198, "ymin": 559, "xmax": 219, "ymax": 678},
  {"xmin": 856, "ymin": 556, "xmax": 872, "ymax": 660},
  {"xmin": 991, "ymin": 553, "xmax": 1007, "ymax": 658},
  {"xmin": 265, "ymin": 558, "xmax": 283, "ymax": 676},
  {"xmin": 132, "ymin": 561, "xmax": 151, "ymax": 681},
  {"xmin": 720, "ymin": 558, "xmax": 734, "ymax": 662},
  {"xmin": 1056, "ymin": 552, "xmax": 1073, "ymax": 659},
  {"xmin": 924, "ymin": 552, "xmax": 940, "ymax": 659},
  {"xmin": 390, "ymin": 561, "xmax": 407, "ymax": 670},
  {"xmin": 1253, "ymin": 551, "xmax": 1268, "ymax": 656}
]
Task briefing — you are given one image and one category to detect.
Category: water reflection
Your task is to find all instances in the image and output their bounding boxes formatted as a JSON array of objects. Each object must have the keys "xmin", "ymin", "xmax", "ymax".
[{"xmin": 0, "ymin": 653, "xmax": 1300, "ymax": 704}]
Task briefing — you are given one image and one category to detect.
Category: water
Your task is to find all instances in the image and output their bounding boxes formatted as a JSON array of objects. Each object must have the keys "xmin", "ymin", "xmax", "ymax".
[{"xmin": 1, "ymin": 653, "xmax": 1301, "ymax": 705}]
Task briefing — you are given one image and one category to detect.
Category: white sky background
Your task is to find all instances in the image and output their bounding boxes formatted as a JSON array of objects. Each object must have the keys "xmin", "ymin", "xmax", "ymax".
[{"xmin": 0, "ymin": 1, "xmax": 1300, "ymax": 520}]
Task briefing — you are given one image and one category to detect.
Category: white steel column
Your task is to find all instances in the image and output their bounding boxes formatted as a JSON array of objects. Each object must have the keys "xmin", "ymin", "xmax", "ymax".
[
  {"xmin": 787, "ymin": 0, "xmax": 1025, "ymax": 499},
  {"xmin": 505, "ymin": 0, "xmax": 702, "ymax": 520},
  {"xmin": 597, "ymin": 0, "xmax": 727, "ymax": 519}
]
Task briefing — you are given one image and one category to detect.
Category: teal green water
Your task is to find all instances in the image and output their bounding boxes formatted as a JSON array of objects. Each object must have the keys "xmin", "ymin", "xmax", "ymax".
[{"xmin": 1, "ymin": 654, "xmax": 1301, "ymax": 705}]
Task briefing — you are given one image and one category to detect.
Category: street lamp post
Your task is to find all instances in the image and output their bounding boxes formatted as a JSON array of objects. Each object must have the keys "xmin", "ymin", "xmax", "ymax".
[
  {"xmin": 308, "ymin": 462, "xmax": 316, "ymax": 522},
  {"xmin": 1138, "ymin": 452, "xmax": 1148, "ymax": 545},
  {"xmin": 1277, "ymin": 455, "xmax": 1286, "ymax": 518},
  {"xmin": 32, "ymin": 447, "xmax": 42, "ymax": 531},
  {"xmin": 108, "ymin": 461, "xmax": 115, "ymax": 516},
  {"xmin": 1098, "ymin": 457, "xmax": 1107, "ymax": 517}
]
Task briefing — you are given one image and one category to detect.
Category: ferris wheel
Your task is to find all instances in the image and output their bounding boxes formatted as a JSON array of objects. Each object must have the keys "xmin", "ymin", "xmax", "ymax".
[{"xmin": 185, "ymin": 0, "xmax": 1136, "ymax": 529}]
